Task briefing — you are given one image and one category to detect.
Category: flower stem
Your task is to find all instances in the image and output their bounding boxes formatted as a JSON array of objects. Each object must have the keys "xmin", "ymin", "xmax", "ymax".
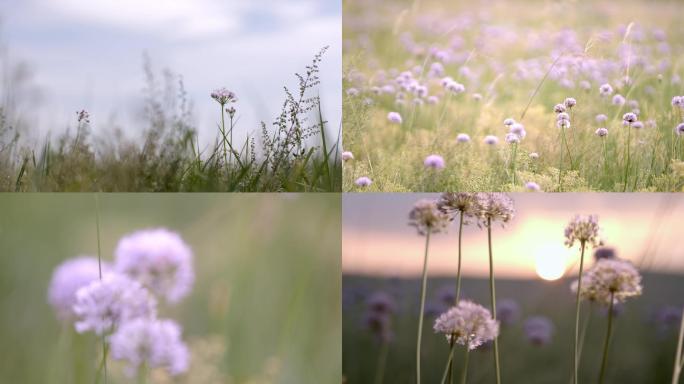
[
  {"xmin": 559, "ymin": 130, "xmax": 564, "ymax": 192},
  {"xmin": 455, "ymin": 213, "xmax": 464, "ymax": 303},
  {"xmin": 94, "ymin": 195, "xmax": 107, "ymax": 384},
  {"xmin": 487, "ymin": 218, "xmax": 501, "ymax": 384},
  {"xmin": 416, "ymin": 231, "xmax": 431, "ymax": 384},
  {"xmin": 510, "ymin": 143, "xmax": 518, "ymax": 185},
  {"xmin": 440, "ymin": 340, "xmax": 457, "ymax": 384},
  {"xmin": 598, "ymin": 291, "xmax": 615, "ymax": 384},
  {"xmin": 573, "ymin": 241, "xmax": 587, "ymax": 384},
  {"xmin": 671, "ymin": 307, "xmax": 684, "ymax": 384},
  {"xmin": 623, "ymin": 124, "xmax": 632, "ymax": 192},
  {"xmin": 446, "ymin": 339, "xmax": 455, "ymax": 384},
  {"xmin": 460, "ymin": 348, "xmax": 470, "ymax": 384},
  {"xmin": 374, "ymin": 341, "xmax": 389, "ymax": 384},
  {"xmin": 220, "ymin": 105, "xmax": 229, "ymax": 168}
]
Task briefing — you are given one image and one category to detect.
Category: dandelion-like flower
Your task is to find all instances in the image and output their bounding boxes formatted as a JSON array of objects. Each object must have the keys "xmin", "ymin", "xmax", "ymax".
[
  {"xmin": 571, "ymin": 258, "xmax": 643, "ymax": 305},
  {"xmin": 596, "ymin": 114, "xmax": 608, "ymax": 123},
  {"xmin": 599, "ymin": 83, "xmax": 614, "ymax": 96},
  {"xmin": 73, "ymin": 273, "xmax": 157, "ymax": 335},
  {"xmin": 509, "ymin": 123, "xmax": 526, "ymax": 138},
  {"xmin": 525, "ymin": 181, "xmax": 541, "ymax": 191},
  {"xmin": 408, "ymin": 199, "xmax": 450, "ymax": 235},
  {"xmin": 355, "ymin": 176, "xmax": 372, "ymax": 187},
  {"xmin": 672, "ymin": 96, "xmax": 683, "ymax": 108},
  {"xmin": 553, "ymin": 104, "xmax": 566, "ymax": 113},
  {"xmin": 612, "ymin": 94, "xmax": 626, "ymax": 106},
  {"xmin": 437, "ymin": 192, "xmax": 478, "ymax": 220},
  {"xmin": 115, "ymin": 228, "xmax": 194, "ymax": 304},
  {"xmin": 76, "ymin": 110, "xmax": 90, "ymax": 124},
  {"xmin": 505, "ymin": 133, "xmax": 520, "ymax": 144},
  {"xmin": 675, "ymin": 122, "xmax": 684, "ymax": 136},
  {"xmin": 503, "ymin": 118, "xmax": 516, "ymax": 127},
  {"xmin": 474, "ymin": 193, "xmax": 515, "ymax": 226},
  {"xmin": 595, "ymin": 127, "xmax": 608, "ymax": 137},
  {"xmin": 484, "ymin": 135, "xmax": 499, "ymax": 145},
  {"xmin": 424, "ymin": 154, "xmax": 445, "ymax": 170},
  {"xmin": 496, "ymin": 299, "xmax": 521, "ymax": 326},
  {"xmin": 433, "ymin": 300, "xmax": 499, "ymax": 350},
  {"xmin": 456, "ymin": 133, "xmax": 471, "ymax": 143},
  {"xmin": 564, "ymin": 215, "xmax": 600, "ymax": 247},
  {"xmin": 110, "ymin": 318, "xmax": 189, "ymax": 377},
  {"xmin": 387, "ymin": 111, "xmax": 402, "ymax": 124},
  {"xmin": 524, "ymin": 316, "xmax": 554, "ymax": 346},
  {"xmin": 622, "ymin": 112, "xmax": 638, "ymax": 124},
  {"xmin": 632, "ymin": 121, "xmax": 644, "ymax": 129},
  {"xmin": 444, "ymin": 80, "xmax": 465, "ymax": 94},
  {"xmin": 564, "ymin": 97, "xmax": 577, "ymax": 109},
  {"xmin": 210, "ymin": 88, "xmax": 237, "ymax": 106},
  {"xmin": 342, "ymin": 151, "xmax": 354, "ymax": 161},
  {"xmin": 48, "ymin": 256, "xmax": 110, "ymax": 322}
]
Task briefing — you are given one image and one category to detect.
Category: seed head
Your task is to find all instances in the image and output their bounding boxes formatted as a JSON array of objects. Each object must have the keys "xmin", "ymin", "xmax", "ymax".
[
  {"xmin": 408, "ymin": 199, "xmax": 450, "ymax": 235},
  {"xmin": 433, "ymin": 300, "xmax": 499, "ymax": 350}
]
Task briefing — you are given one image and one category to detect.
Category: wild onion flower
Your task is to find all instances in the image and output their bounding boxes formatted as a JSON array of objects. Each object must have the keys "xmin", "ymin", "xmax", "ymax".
[
  {"xmin": 599, "ymin": 83, "xmax": 614, "ymax": 96},
  {"xmin": 434, "ymin": 301, "xmax": 499, "ymax": 349},
  {"xmin": 595, "ymin": 128, "xmax": 608, "ymax": 137},
  {"xmin": 48, "ymin": 256, "xmax": 110, "ymax": 322},
  {"xmin": 73, "ymin": 273, "xmax": 157, "ymax": 335},
  {"xmin": 572, "ymin": 258, "xmax": 642, "ymax": 306},
  {"xmin": 456, "ymin": 133, "xmax": 471, "ymax": 143},
  {"xmin": 409, "ymin": 199, "xmax": 450, "ymax": 235},
  {"xmin": 503, "ymin": 118, "xmax": 516, "ymax": 127},
  {"xmin": 594, "ymin": 247, "xmax": 616, "ymax": 261},
  {"xmin": 510, "ymin": 123, "xmax": 526, "ymax": 138},
  {"xmin": 474, "ymin": 193, "xmax": 515, "ymax": 227},
  {"xmin": 210, "ymin": 88, "xmax": 237, "ymax": 106},
  {"xmin": 484, "ymin": 135, "xmax": 499, "ymax": 145},
  {"xmin": 524, "ymin": 316, "xmax": 554, "ymax": 346},
  {"xmin": 631, "ymin": 121, "xmax": 644, "ymax": 129},
  {"xmin": 444, "ymin": 80, "xmax": 466, "ymax": 94},
  {"xmin": 672, "ymin": 96, "xmax": 683, "ymax": 108},
  {"xmin": 109, "ymin": 318, "xmax": 189, "ymax": 377},
  {"xmin": 342, "ymin": 151, "xmax": 354, "ymax": 161},
  {"xmin": 505, "ymin": 133, "xmax": 520, "ymax": 144},
  {"xmin": 565, "ymin": 215, "xmax": 600, "ymax": 248},
  {"xmin": 387, "ymin": 111, "xmax": 403, "ymax": 124},
  {"xmin": 76, "ymin": 110, "xmax": 90, "ymax": 124},
  {"xmin": 437, "ymin": 192, "xmax": 478, "ymax": 219},
  {"xmin": 355, "ymin": 176, "xmax": 372, "ymax": 187},
  {"xmin": 114, "ymin": 228, "xmax": 194, "ymax": 304},
  {"xmin": 612, "ymin": 94, "xmax": 626, "ymax": 106},
  {"xmin": 557, "ymin": 119, "xmax": 571, "ymax": 129},
  {"xmin": 596, "ymin": 114, "xmax": 608, "ymax": 123},
  {"xmin": 525, "ymin": 181, "xmax": 541, "ymax": 191},
  {"xmin": 564, "ymin": 97, "xmax": 577, "ymax": 109},
  {"xmin": 622, "ymin": 112, "xmax": 638, "ymax": 124},
  {"xmin": 676, "ymin": 123, "xmax": 684, "ymax": 136},
  {"xmin": 554, "ymin": 104, "xmax": 567, "ymax": 113},
  {"xmin": 496, "ymin": 299, "xmax": 521, "ymax": 326},
  {"xmin": 424, "ymin": 154, "xmax": 446, "ymax": 170}
]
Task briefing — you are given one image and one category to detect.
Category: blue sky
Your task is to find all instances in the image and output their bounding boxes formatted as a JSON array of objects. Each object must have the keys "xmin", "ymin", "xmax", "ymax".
[{"xmin": 1, "ymin": 0, "xmax": 341, "ymax": 146}]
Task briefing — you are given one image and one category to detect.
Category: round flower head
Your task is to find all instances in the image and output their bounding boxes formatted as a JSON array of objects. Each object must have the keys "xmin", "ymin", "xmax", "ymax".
[
  {"xmin": 631, "ymin": 121, "xmax": 644, "ymax": 129},
  {"xmin": 529, "ymin": 152, "xmax": 539, "ymax": 159},
  {"xmin": 571, "ymin": 258, "xmax": 642, "ymax": 306},
  {"xmin": 524, "ymin": 316, "xmax": 554, "ymax": 346},
  {"xmin": 675, "ymin": 123, "xmax": 684, "ymax": 136},
  {"xmin": 115, "ymin": 228, "xmax": 194, "ymax": 304},
  {"xmin": 564, "ymin": 214, "xmax": 600, "ymax": 247},
  {"xmin": 48, "ymin": 256, "xmax": 110, "ymax": 322},
  {"xmin": 433, "ymin": 300, "xmax": 499, "ymax": 350},
  {"xmin": 595, "ymin": 127, "xmax": 608, "ymax": 137},
  {"xmin": 622, "ymin": 112, "xmax": 637, "ymax": 124},
  {"xmin": 474, "ymin": 192, "xmax": 515, "ymax": 227},
  {"xmin": 496, "ymin": 299, "xmax": 521, "ymax": 326},
  {"xmin": 445, "ymin": 80, "xmax": 465, "ymax": 94},
  {"xmin": 510, "ymin": 123, "xmax": 526, "ymax": 138},
  {"xmin": 557, "ymin": 112, "xmax": 570, "ymax": 122},
  {"xmin": 456, "ymin": 133, "xmax": 471, "ymax": 143},
  {"xmin": 557, "ymin": 119, "xmax": 571, "ymax": 129},
  {"xmin": 525, "ymin": 181, "xmax": 541, "ymax": 191},
  {"xmin": 424, "ymin": 154, "xmax": 445, "ymax": 170},
  {"xmin": 599, "ymin": 83, "xmax": 613, "ymax": 96},
  {"xmin": 553, "ymin": 104, "xmax": 566, "ymax": 114},
  {"xmin": 346, "ymin": 88, "xmax": 359, "ymax": 96},
  {"xmin": 342, "ymin": 151, "xmax": 354, "ymax": 161},
  {"xmin": 408, "ymin": 199, "xmax": 450, "ymax": 235},
  {"xmin": 483, "ymin": 135, "xmax": 499, "ymax": 145},
  {"xmin": 210, "ymin": 88, "xmax": 237, "ymax": 106},
  {"xmin": 671, "ymin": 96, "xmax": 683, "ymax": 108},
  {"xmin": 355, "ymin": 176, "xmax": 372, "ymax": 187},
  {"xmin": 564, "ymin": 97, "xmax": 577, "ymax": 109},
  {"xmin": 503, "ymin": 118, "xmax": 516, "ymax": 127},
  {"xmin": 505, "ymin": 133, "xmax": 520, "ymax": 144},
  {"xmin": 612, "ymin": 94, "xmax": 626, "ymax": 106},
  {"xmin": 437, "ymin": 192, "xmax": 478, "ymax": 220},
  {"xmin": 73, "ymin": 272, "xmax": 157, "ymax": 335},
  {"xmin": 110, "ymin": 318, "xmax": 189, "ymax": 377},
  {"xmin": 387, "ymin": 111, "xmax": 402, "ymax": 124},
  {"xmin": 596, "ymin": 114, "xmax": 608, "ymax": 123}
]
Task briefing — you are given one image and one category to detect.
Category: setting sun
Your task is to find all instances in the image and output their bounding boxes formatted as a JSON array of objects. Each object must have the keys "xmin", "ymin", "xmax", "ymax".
[{"xmin": 534, "ymin": 245, "xmax": 567, "ymax": 281}]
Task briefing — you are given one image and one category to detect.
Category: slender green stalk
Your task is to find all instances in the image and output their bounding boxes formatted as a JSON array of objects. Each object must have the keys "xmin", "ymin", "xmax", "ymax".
[
  {"xmin": 440, "ymin": 340, "xmax": 457, "ymax": 384},
  {"xmin": 573, "ymin": 241, "xmax": 587, "ymax": 384},
  {"xmin": 460, "ymin": 348, "xmax": 470, "ymax": 384},
  {"xmin": 559, "ymin": 130, "xmax": 564, "ymax": 192},
  {"xmin": 602, "ymin": 138, "xmax": 608, "ymax": 186},
  {"xmin": 94, "ymin": 195, "xmax": 107, "ymax": 384},
  {"xmin": 623, "ymin": 124, "xmax": 632, "ymax": 192},
  {"xmin": 416, "ymin": 231, "xmax": 431, "ymax": 384},
  {"xmin": 510, "ymin": 143, "xmax": 518, "ymax": 185},
  {"xmin": 446, "ymin": 339, "xmax": 455, "ymax": 384},
  {"xmin": 568, "ymin": 303, "xmax": 593, "ymax": 384},
  {"xmin": 437, "ymin": 93, "xmax": 452, "ymax": 130},
  {"xmin": 374, "ymin": 341, "xmax": 389, "ymax": 384},
  {"xmin": 455, "ymin": 213, "xmax": 464, "ymax": 303},
  {"xmin": 487, "ymin": 218, "xmax": 501, "ymax": 384},
  {"xmin": 672, "ymin": 307, "xmax": 684, "ymax": 384},
  {"xmin": 598, "ymin": 292, "xmax": 615, "ymax": 384}
]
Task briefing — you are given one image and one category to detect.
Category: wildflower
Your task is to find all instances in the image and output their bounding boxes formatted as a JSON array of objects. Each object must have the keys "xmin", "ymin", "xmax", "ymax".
[
  {"xmin": 529, "ymin": 152, "xmax": 539, "ymax": 159},
  {"xmin": 346, "ymin": 88, "xmax": 359, "ymax": 96},
  {"xmin": 210, "ymin": 88, "xmax": 237, "ymax": 106},
  {"xmin": 594, "ymin": 247, "xmax": 616, "ymax": 261},
  {"xmin": 595, "ymin": 127, "xmax": 609, "ymax": 137},
  {"xmin": 675, "ymin": 123, "xmax": 684, "ymax": 136},
  {"xmin": 387, "ymin": 111, "xmax": 403, "ymax": 124},
  {"xmin": 557, "ymin": 112, "xmax": 570, "ymax": 122},
  {"xmin": 115, "ymin": 228, "xmax": 194, "ymax": 304},
  {"xmin": 631, "ymin": 121, "xmax": 644, "ymax": 129},
  {"xmin": 73, "ymin": 273, "xmax": 157, "ymax": 335},
  {"xmin": 354, "ymin": 176, "xmax": 372, "ymax": 187},
  {"xmin": 599, "ymin": 83, "xmax": 613, "ymax": 96},
  {"xmin": 596, "ymin": 114, "xmax": 608, "ymax": 123},
  {"xmin": 76, "ymin": 110, "xmax": 90, "ymax": 124},
  {"xmin": 672, "ymin": 96, "xmax": 683, "ymax": 108},
  {"xmin": 474, "ymin": 193, "xmax": 515, "ymax": 226},
  {"xmin": 342, "ymin": 151, "xmax": 354, "ymax": 161},
  {"xmin": 445, "ymin": 80, "xmax": 465, "ymax": 94},
  {"xmin": 564, "ymin": 97, "xmax": 577, "ymax": 109},
  {"xmin": 427, "ymin": 95, "xmax": 439, "ymax": 104},
  {"xmin": 525, "ymin": 181, "xmax": 541, "ymax": 191},
  {"xmin": 48, "ymin": 256, "xmax": 110, "ymax": 322},
  {"xmin": 409, "ymin": 199, "xmax": 450, "ymax": 235},
  {"xmin": 612, "ymin": 94, "xmax": 626, "ymax": 106},
  {"xmin": 503, "ymin": 118, "xmax": 516, "ymax": 127},
  {"xmin": 622, "ymin": 112, "xmax": 637, "ymax": 124},
  {"xmin": 110, "ymin": 318, "xmax": 189, "ymax": 377},
  {"xmin": 524, "ymin": 316, "xmax": 554, "ymax": 346},
  {"xmin": 505, "ymin": 133, "xmax": 520, "ymax": 144},
  {"xmin": 509, "ymin": 123, "xmax": 526, "ymax": 138},
  {"xmin": 424, "ymin": 154, "xmax": 445, "ymax": 169},
  {"xmin": 496, "ymin": 299, "xmax": 521, "ymax": 326},
  {"xmin": 456, "ymin": 133, "xmax": 471, "ymax": 143},
  {"xmin": 571, "ymin": 258, "xmax": 643, "ymax": 306},
  {"xmin": 437, "ymin": 192, "xmax": 478, "ymax": 219},
  {"xmin": 557, "ymin": 119, "xmax": 571, "ymax": 129},
  {"xmin": 564, "ymin": 215, "xmax": 600, "ymax": 247},
  {"xmin": 433, "ymin": 300, "xmax": 499, "ymax": 350},
  {"xmin": 553, "ymin": 104, "xmax": 566, "ymax": 113},
  {"xmin": 366, "ymin": 291, "xmax": 396, "ymax": 315},
  {"xmin": 484, "ymin": 135, "xmax": 499, "ymax": 145}
]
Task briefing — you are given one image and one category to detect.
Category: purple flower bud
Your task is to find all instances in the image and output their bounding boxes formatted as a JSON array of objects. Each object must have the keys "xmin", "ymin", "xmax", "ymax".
[
  {"xmin": 424, "ymin": 154, "xmax": 446, "ymax": 169},
  {"xmin": 456, "ymin": 133, "xmax": 471, "ymax": 143},
  {"xmin": 355, "ymin": 177, "xmax": 372, "ymax": 187},
  {"xmin": 387, "ymin": 111, "xmax": 403, "ymax": 124},
  {"xmin": 525, "ymin": 181, "xmax": 541, "ymax": 191},
  {"xmin": 595, "ymin": 127, "xmax": 608, "ymax": 137}
]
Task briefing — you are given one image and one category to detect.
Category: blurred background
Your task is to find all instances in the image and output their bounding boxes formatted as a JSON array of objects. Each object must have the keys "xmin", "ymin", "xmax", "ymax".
[
  {"xmin": 0, "ymin": 193, "xmax": 341, "ymax": 384},
  {"xmin": 343, "ymin": 193, "xmax": 684, "ymax": 383}
]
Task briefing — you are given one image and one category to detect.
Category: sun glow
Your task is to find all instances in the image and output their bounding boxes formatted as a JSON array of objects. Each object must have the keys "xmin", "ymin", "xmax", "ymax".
[{"xmin": 534, "ymin": 245, "xmax": 568, "ymax": 281}]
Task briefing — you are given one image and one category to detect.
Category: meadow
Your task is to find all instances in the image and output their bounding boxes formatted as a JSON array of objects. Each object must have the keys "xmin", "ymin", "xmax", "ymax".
[
  {"xmin": 0, "ymin": 46, "xmax": 341, "ymax": 192},
  {"xmin": 0, "ymin": 193, "xmax": 341, "ymax": 384},
  {"xmin": 342, "ymin": 0, "xmax": 684, "ymax": 192}
]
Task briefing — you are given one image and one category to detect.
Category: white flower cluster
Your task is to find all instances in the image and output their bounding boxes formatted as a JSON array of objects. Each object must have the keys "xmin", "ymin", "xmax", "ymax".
[{"xmin": 433, "ymin": 300, "xmax": 499, "ymax": 350}]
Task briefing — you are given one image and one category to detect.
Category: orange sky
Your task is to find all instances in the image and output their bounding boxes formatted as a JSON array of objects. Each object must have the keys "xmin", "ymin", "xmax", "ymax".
[{"xmin": 343, "ymin": 193, "xmax": 684, "ymax": 279}]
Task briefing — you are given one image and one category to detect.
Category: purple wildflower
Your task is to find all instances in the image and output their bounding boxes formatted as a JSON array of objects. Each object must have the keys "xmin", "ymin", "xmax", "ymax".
[
  {"xmin": 595, "ymin": 127, "xmax": 608, "ymax": 137},
  {"xmin": 456, "ymin": 133, "xmax": 471, "ymax": 143},
  {"xmin": 524, "ymin": 316, "xmax": 554, "ymax": 346},
  {"xmin": 210, "ymin": 88, "xmax": 237, "ymax": 106},
  {"xmin": 424, "ymin": 154, "xmax": 445, "ymax": 169},
  {"xmin": 387, "ymin": 111, "xmax": 403, "ymax": 124},
  {"xmin": 48, "ymin": 256, "xmax": 110, "ymax": 322},
  {"xmin": 355, "ymin": 177, "xmax": 372, "ymax": 187}
]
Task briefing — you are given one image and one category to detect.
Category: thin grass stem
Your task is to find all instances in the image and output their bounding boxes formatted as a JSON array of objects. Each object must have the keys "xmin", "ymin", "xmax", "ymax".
[
  {"xmin": 487, "ymin": 218, "xmax": 501, "ymax": 384},
  {"xmin": 598, "ymin": 291, "xmax": 615, "ymax": 384},
  {"xmin": 573, "ymin": 241, "xmax": 587, "ymax": 384},
  {"xmin": 416, "ymin": 231, "xmax": 431, "ymax": 384}
]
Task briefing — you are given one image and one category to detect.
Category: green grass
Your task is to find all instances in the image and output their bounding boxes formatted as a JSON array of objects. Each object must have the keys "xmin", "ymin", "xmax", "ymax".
[
  {"xmin": 342, "ymin": 0, "xmax": 684, "ymax": 192},
  {"xmin": 343, "ymin": 273, "xmax": 684, "ymax": 383},
  {"xmin": 0, "ymin": 193, "xmax": 341, "ymax": 384}
]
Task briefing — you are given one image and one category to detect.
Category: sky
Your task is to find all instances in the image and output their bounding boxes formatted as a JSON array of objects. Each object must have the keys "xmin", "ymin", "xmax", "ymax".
[
  {"xmin": 1, "ymin": 0, "xmax": 341, "ymax": 147},
  {"xmin": 343, "ymin": 193, "xmax": 684, "ymax": 280}
]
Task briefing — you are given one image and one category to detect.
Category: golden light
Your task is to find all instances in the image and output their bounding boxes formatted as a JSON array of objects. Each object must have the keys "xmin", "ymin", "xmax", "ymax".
[{"xmin": 534, "ymin": 244, "xmax": 567, "ymax": 281}]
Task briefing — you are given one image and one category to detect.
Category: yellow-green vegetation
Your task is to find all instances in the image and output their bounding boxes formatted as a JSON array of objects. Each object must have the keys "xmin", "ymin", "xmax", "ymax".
[{"xmin": 342, "ymin": 0, "xmax": 684, "ymax": 192}]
